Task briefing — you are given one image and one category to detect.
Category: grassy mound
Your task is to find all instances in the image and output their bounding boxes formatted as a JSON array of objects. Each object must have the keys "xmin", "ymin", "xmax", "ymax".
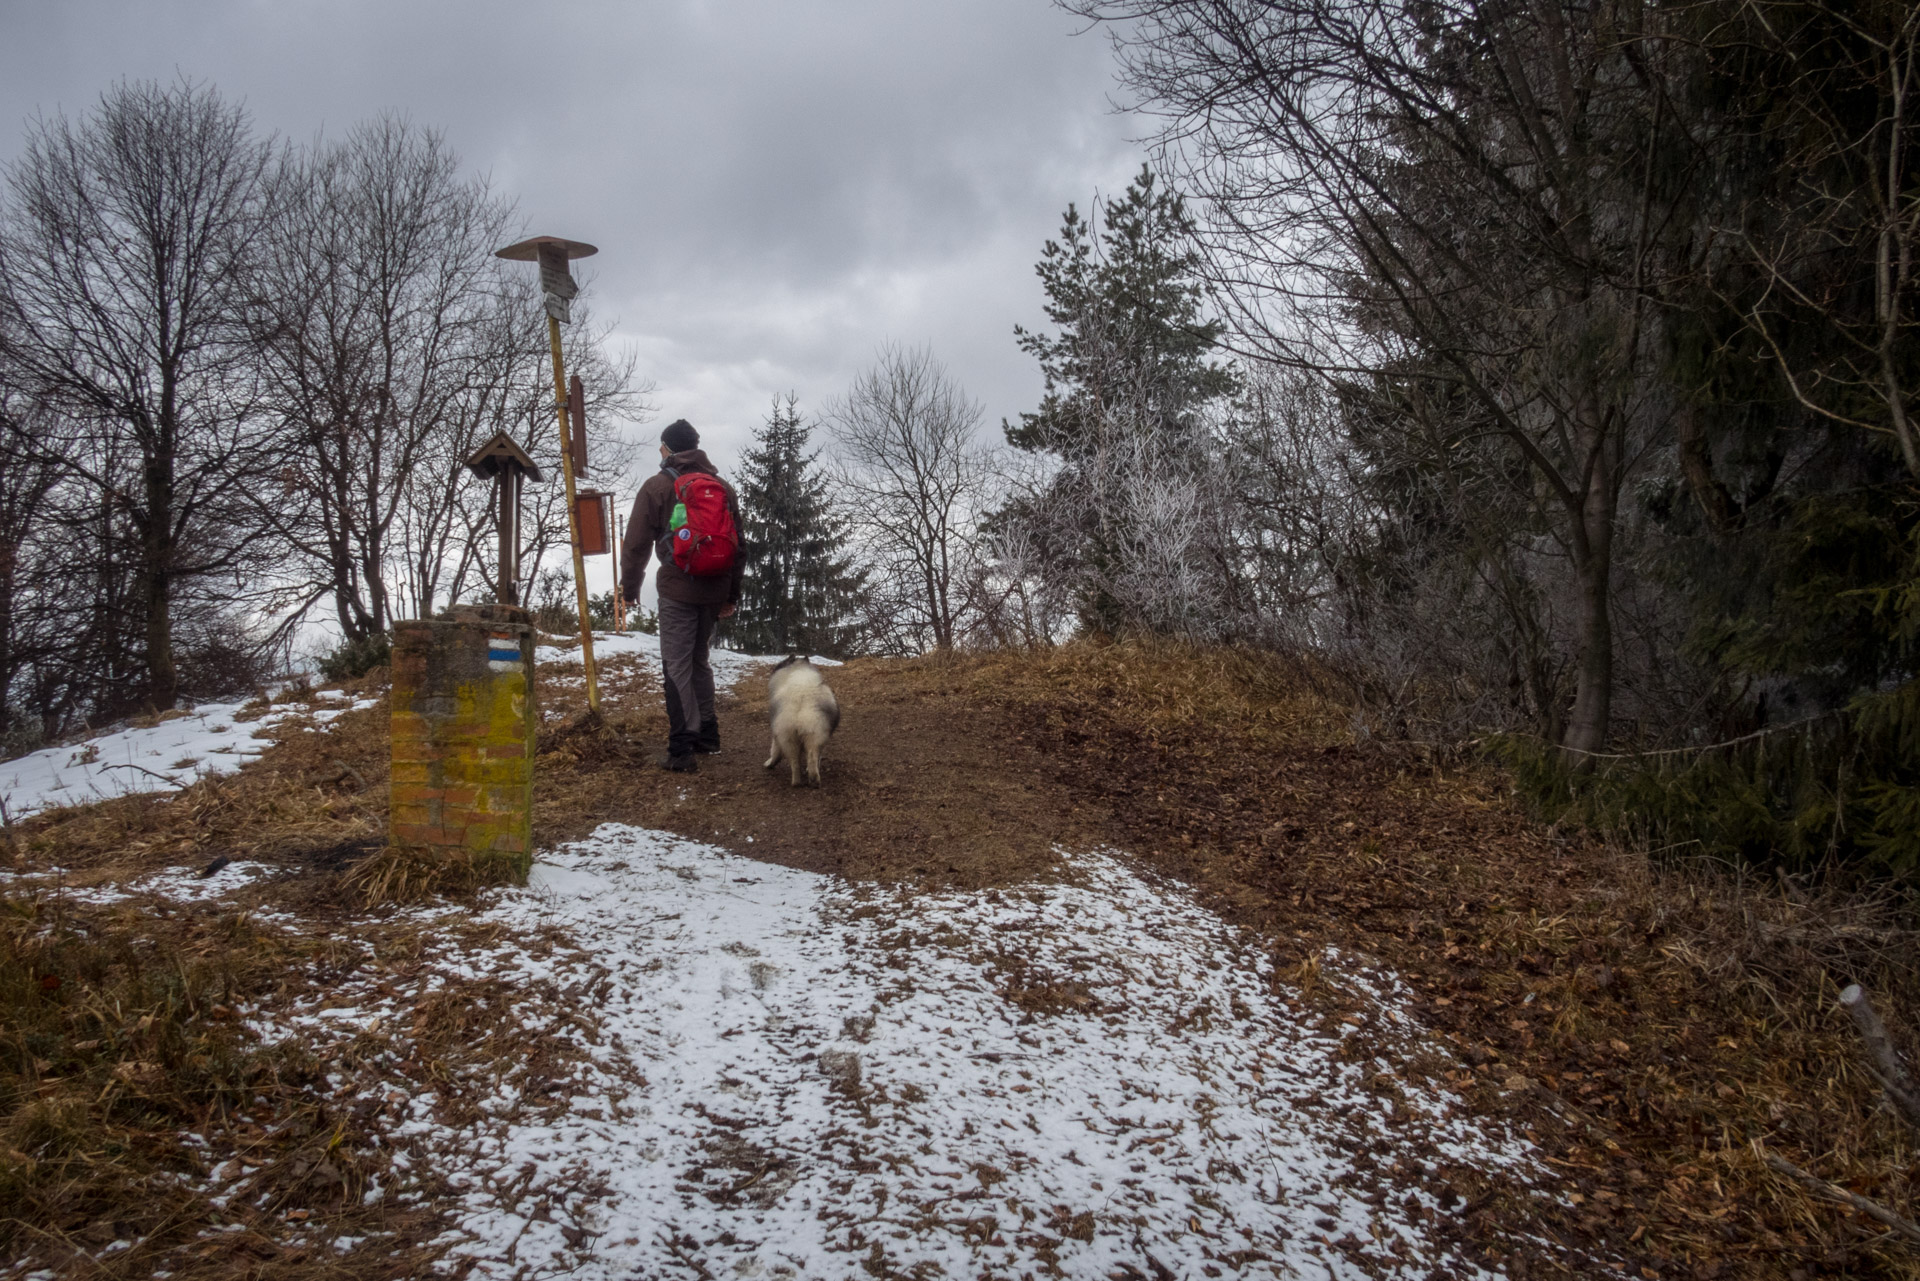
[{"xmin": 932, "ymin": 639, "xmax": 1920, "ymax": 1280}]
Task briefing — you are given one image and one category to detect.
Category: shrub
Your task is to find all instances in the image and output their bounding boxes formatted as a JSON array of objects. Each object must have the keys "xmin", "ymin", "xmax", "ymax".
[
  {"xmin": 529, "ymin": 568, "xmax": 577, "ymax": 634},
  {"xmin": 316, "ymin": 631, "xmax": 390, "ymax": 682},
  {"xmin": 174, "ymin": 610, "xmax": 279, "ymax": 701},
  {"xmin": 1494, "ymin": 678, "xmax": 1920, "ymax": 880}
]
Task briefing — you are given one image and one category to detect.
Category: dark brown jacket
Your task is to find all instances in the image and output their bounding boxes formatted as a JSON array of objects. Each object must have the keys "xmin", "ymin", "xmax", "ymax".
[{"xmin": 620, "ymin": 449, "xmax": 745, "ymax": 607}]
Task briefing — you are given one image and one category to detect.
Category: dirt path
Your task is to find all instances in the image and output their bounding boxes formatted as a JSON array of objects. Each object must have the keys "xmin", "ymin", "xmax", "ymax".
[{"xmin": 535, "ymin": 650, "xmax": 1108, "ymax": 886}]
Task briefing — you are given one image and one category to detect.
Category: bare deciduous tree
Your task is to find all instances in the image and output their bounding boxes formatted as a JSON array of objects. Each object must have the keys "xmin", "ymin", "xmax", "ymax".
[
  {"xmin": 254, "ymin": 117, "xmax": 648, "ymax": 634},
  {"xmin": 825, "ymin": 345, "xmax": 988, "ymax": 652},
  {"xmin": 441, "ymin": 300, "xmax": 648, "ymax": 614},
  {"xmin": 0, "ymin": 78, "xmax": 282, "ymax": 709},
  {"xmin": 254, "ymin": 116, "xmax": 517, "ymax": 637},
  {"xmin": 0, "ymin": 377, "xmax": 87, "ymax": 742},
  {"xmin": 1732, "ymin": 0, "xmax": 1920, "ymax": 479}
]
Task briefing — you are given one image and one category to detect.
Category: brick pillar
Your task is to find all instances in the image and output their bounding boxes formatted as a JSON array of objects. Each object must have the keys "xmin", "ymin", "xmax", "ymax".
[{"xmin": 389, "ymin": 604, "xmax": 536, "ymax": 880}]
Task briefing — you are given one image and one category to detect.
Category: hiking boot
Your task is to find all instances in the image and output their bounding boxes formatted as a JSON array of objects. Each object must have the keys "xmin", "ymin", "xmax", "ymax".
[
  {"xmin": 694, "ymin": 723, "xmax": 722, "ymax": 755},
  {"xmin": 655, "ymin": 750, "xmax": 698, "ymax": 773}
]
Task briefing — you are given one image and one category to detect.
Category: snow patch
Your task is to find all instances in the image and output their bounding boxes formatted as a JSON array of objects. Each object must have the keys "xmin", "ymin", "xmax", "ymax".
[
  {"xmin": 0, "ymin": 694, "xmax": 379, "ymax": 819},
  {"xmin": 243, "ymin": 825, "xmax": 1541, "ymax": 1277},
  {"xmin": 7, "ymin": 859, "xmax": 283, "ymax": 907}
]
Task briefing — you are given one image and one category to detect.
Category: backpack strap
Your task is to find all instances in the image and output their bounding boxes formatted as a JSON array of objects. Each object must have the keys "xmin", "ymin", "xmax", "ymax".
[{"xmin": 656, "ymin": 465, "xmax": 683, "ymax": 561}]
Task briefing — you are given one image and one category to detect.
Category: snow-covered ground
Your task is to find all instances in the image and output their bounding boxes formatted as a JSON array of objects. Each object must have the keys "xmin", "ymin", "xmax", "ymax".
[
  {"xmin": 0, "ymin": 636, "xmax": 1545, "ymax": 1276},
  {"xmin": 237, "ymin": 825, "xmax": 1541, "ymax": 1279},
  {"xmin": 6, "ymin": 857, "xmax": 282, "ymax": 905},
  {"xmin": 0, "ymin": 691, "xmax": 379, "ymax": 820}
]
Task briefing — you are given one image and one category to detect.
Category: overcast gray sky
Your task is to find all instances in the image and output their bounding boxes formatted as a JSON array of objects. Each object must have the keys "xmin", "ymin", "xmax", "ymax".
[{"xmin": 0, "ymin": 0, "xmax": 1144, "ymax": 478}]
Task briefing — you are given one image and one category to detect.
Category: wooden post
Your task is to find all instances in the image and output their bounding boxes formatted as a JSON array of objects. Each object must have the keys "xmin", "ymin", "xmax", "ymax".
[
  {"xmin": 547, "ymin": 314, "xmax": 600, "ymax": 714},
  {"xmin": 1840, "ymin": 984, "xmax": 1920, "ymax": 1127},
  {"xmin": 464, "ymin": 434, "xmax": 541, "ymax": 611},
  {"xmin": 612, "ymin": 492, "xmax": 626, "ymax": 633},
  {"xmin": 496, "ymin": 472, "xmax": 515, "ymax": 604},
  {"xmin": 492, "ymin": 234, "xmax": 602, "ymax": 715}
]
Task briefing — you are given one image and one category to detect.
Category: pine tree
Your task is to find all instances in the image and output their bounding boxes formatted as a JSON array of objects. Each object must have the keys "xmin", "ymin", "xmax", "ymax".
[
  {"xmin": 730, "ymin": 396, "xmax": 865, "ymax": 656},
  {"xmin": 1008, "ymin": 165, "xmax": 1236, "ymax": 459},
  {"xmin": 1004, "ymin": 167, "xmax": 1239, "ymax": 636}
]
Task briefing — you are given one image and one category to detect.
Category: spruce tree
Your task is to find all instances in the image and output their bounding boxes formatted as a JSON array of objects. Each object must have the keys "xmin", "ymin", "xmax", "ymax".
[
  {"xmin": 1009, "ymin": 165, "xmax": 1236, "ymax": 459},
  {"xmin": 1005, "ymin": 166, "xmax": 1238, "ymax": 635},
  {"xmin": 730, "ymin": 396, "xmax": 864, "ymax": 656}
]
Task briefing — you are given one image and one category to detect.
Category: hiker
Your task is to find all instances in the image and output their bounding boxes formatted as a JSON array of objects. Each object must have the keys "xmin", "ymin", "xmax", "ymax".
[{"xmin": 620, "ymin": 419, "xmax": 744, "ymax": 772}]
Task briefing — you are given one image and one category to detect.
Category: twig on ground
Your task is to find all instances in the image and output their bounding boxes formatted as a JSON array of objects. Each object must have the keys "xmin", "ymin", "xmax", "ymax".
[
  {"xmin": 102, "ymin": 762, "xmax": 184, "ymax": 784},
  {"xmin": 659, "ymin": 1232, "xmax": 717, "ymax": 1279},
  {"xmin": 1839, "ymin": 984, "xmax": 1920, "ymax": 1129},
  {"xmin": 1757, "ymin": 1144, "xmax": 1920, "ymax": 1246},
  {"xmin": 723, "ymin": 1162, "xmax": 774, "ymax": 1195}
]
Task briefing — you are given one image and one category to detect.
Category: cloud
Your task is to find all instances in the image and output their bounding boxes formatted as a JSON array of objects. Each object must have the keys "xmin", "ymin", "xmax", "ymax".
[{"xmin": 0, "ymin": 0, "xmax": 1147, "ymax": 534}]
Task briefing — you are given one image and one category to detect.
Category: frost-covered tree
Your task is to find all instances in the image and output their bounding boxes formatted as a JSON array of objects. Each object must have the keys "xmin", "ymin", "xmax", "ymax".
[
  {"xmin": 1009, "ymin": 165, "xmax": 1235, "ymax": 459},
  {"xmin": 1005, "ymin": 166, "xmax": 1239, "ymax": 637}
]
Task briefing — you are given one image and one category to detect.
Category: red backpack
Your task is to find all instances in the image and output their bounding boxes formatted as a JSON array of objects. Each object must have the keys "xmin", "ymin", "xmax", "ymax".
[{"xmin": 663, "ymin": 468, "xmax": 740, "ymax": 577}]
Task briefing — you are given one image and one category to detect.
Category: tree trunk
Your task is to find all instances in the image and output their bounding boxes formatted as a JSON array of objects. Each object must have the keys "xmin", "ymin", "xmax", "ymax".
[
  {"xmin": 1562, "ymin": 447, "xmax": 1617, "ymax": 759},
  {"xmin": 143, "ymin": 385, "xmax": 179, "ymax": 710},
  {"xmin": 142, "ymin": 477, "xmax": 178, "ymax": 712},
  {"xmin": 0, "ymin": 537, "xmax": 15, "ymax": 739},
  {"xmin": 1564, "ymin": 562, "xmax": 1613, "ymax": 758}
]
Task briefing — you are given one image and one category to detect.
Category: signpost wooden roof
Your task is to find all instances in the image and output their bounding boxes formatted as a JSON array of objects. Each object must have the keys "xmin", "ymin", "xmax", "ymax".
[
  {"xmin": 493, "ymin": 235, "xmax": 598, "ymax": 262},
  {"xmin": 464, "ymin": 432, "xmax": 545, "ymax": 484}
]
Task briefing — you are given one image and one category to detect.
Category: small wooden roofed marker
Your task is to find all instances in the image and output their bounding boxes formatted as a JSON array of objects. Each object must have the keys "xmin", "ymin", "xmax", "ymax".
[
  {"xmin": 464, "ymin": 433, "xmax": 543, "ymax": 607},
  {"xmin": 494, "ymin": 234, "xmax": 602, "ymax": 713}
]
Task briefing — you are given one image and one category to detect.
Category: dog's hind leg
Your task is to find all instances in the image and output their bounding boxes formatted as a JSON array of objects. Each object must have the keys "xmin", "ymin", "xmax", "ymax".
[
  {"xmin": 777, "ymin": 727, "xmax": 802, "ymax": 786},
  {"xmin": 764, "ymin": 729, "xmax": 780, "ymax": 770},
  {"xmin": 804, "ymin": 740, "xmax": 822, "ymax": 787}
]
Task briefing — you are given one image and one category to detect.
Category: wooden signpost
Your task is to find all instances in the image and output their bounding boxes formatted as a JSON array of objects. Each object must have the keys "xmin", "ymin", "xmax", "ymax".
[
  {"xmin": 565, "ymin": 375, "xmax": 625, "ymax": 632},
  {"xmin": 493, "ymin": 234, "xmax": 602, "ymax": 713}
]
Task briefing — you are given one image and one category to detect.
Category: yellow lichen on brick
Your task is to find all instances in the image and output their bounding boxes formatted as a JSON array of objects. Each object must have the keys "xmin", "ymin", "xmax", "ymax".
[{"xmin": 387, "ymin": 606, "xmax": 536, "ymax": 882}]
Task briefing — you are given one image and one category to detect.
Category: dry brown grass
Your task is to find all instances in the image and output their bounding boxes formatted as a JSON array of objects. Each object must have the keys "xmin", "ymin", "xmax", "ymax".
[
  {"xmin": 911, "ymin": 637, "xmax": 1920, "ymax": 1281},
  {"xmin": 343, "ymin": 843, "xmax": 519, "ymax": 905},
  {"xmin": 0, "ymin": 662, "xmax": 676, "ymax": 1278},
  {"xmin": 0, "ymin": 880, "xmax": 450, "ymax": 1278},
  {"xmin": 0, "ymin": 678, "xmax": 460, "ymax": 1278},
  {"xmin": 12, "ymin": 681, "xmax": 393, "ymax": 891}
]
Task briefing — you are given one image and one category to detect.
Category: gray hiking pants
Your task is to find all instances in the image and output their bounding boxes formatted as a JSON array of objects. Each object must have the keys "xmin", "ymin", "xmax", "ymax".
[{"xmin": 658, "ymin": 596, "xmax": 719, "ymax": 755}]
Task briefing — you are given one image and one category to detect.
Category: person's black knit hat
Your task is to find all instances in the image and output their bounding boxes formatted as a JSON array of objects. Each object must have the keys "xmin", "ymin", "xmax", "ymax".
[{"xmin": 661, "ymin": 419, "xmax": 699, "ymax": 452}]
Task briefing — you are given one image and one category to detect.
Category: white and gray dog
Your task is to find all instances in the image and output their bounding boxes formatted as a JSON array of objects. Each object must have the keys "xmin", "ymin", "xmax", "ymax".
[{"xmin": 763, "ymin": 656, "xmax": 840, "ymax": 787}]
